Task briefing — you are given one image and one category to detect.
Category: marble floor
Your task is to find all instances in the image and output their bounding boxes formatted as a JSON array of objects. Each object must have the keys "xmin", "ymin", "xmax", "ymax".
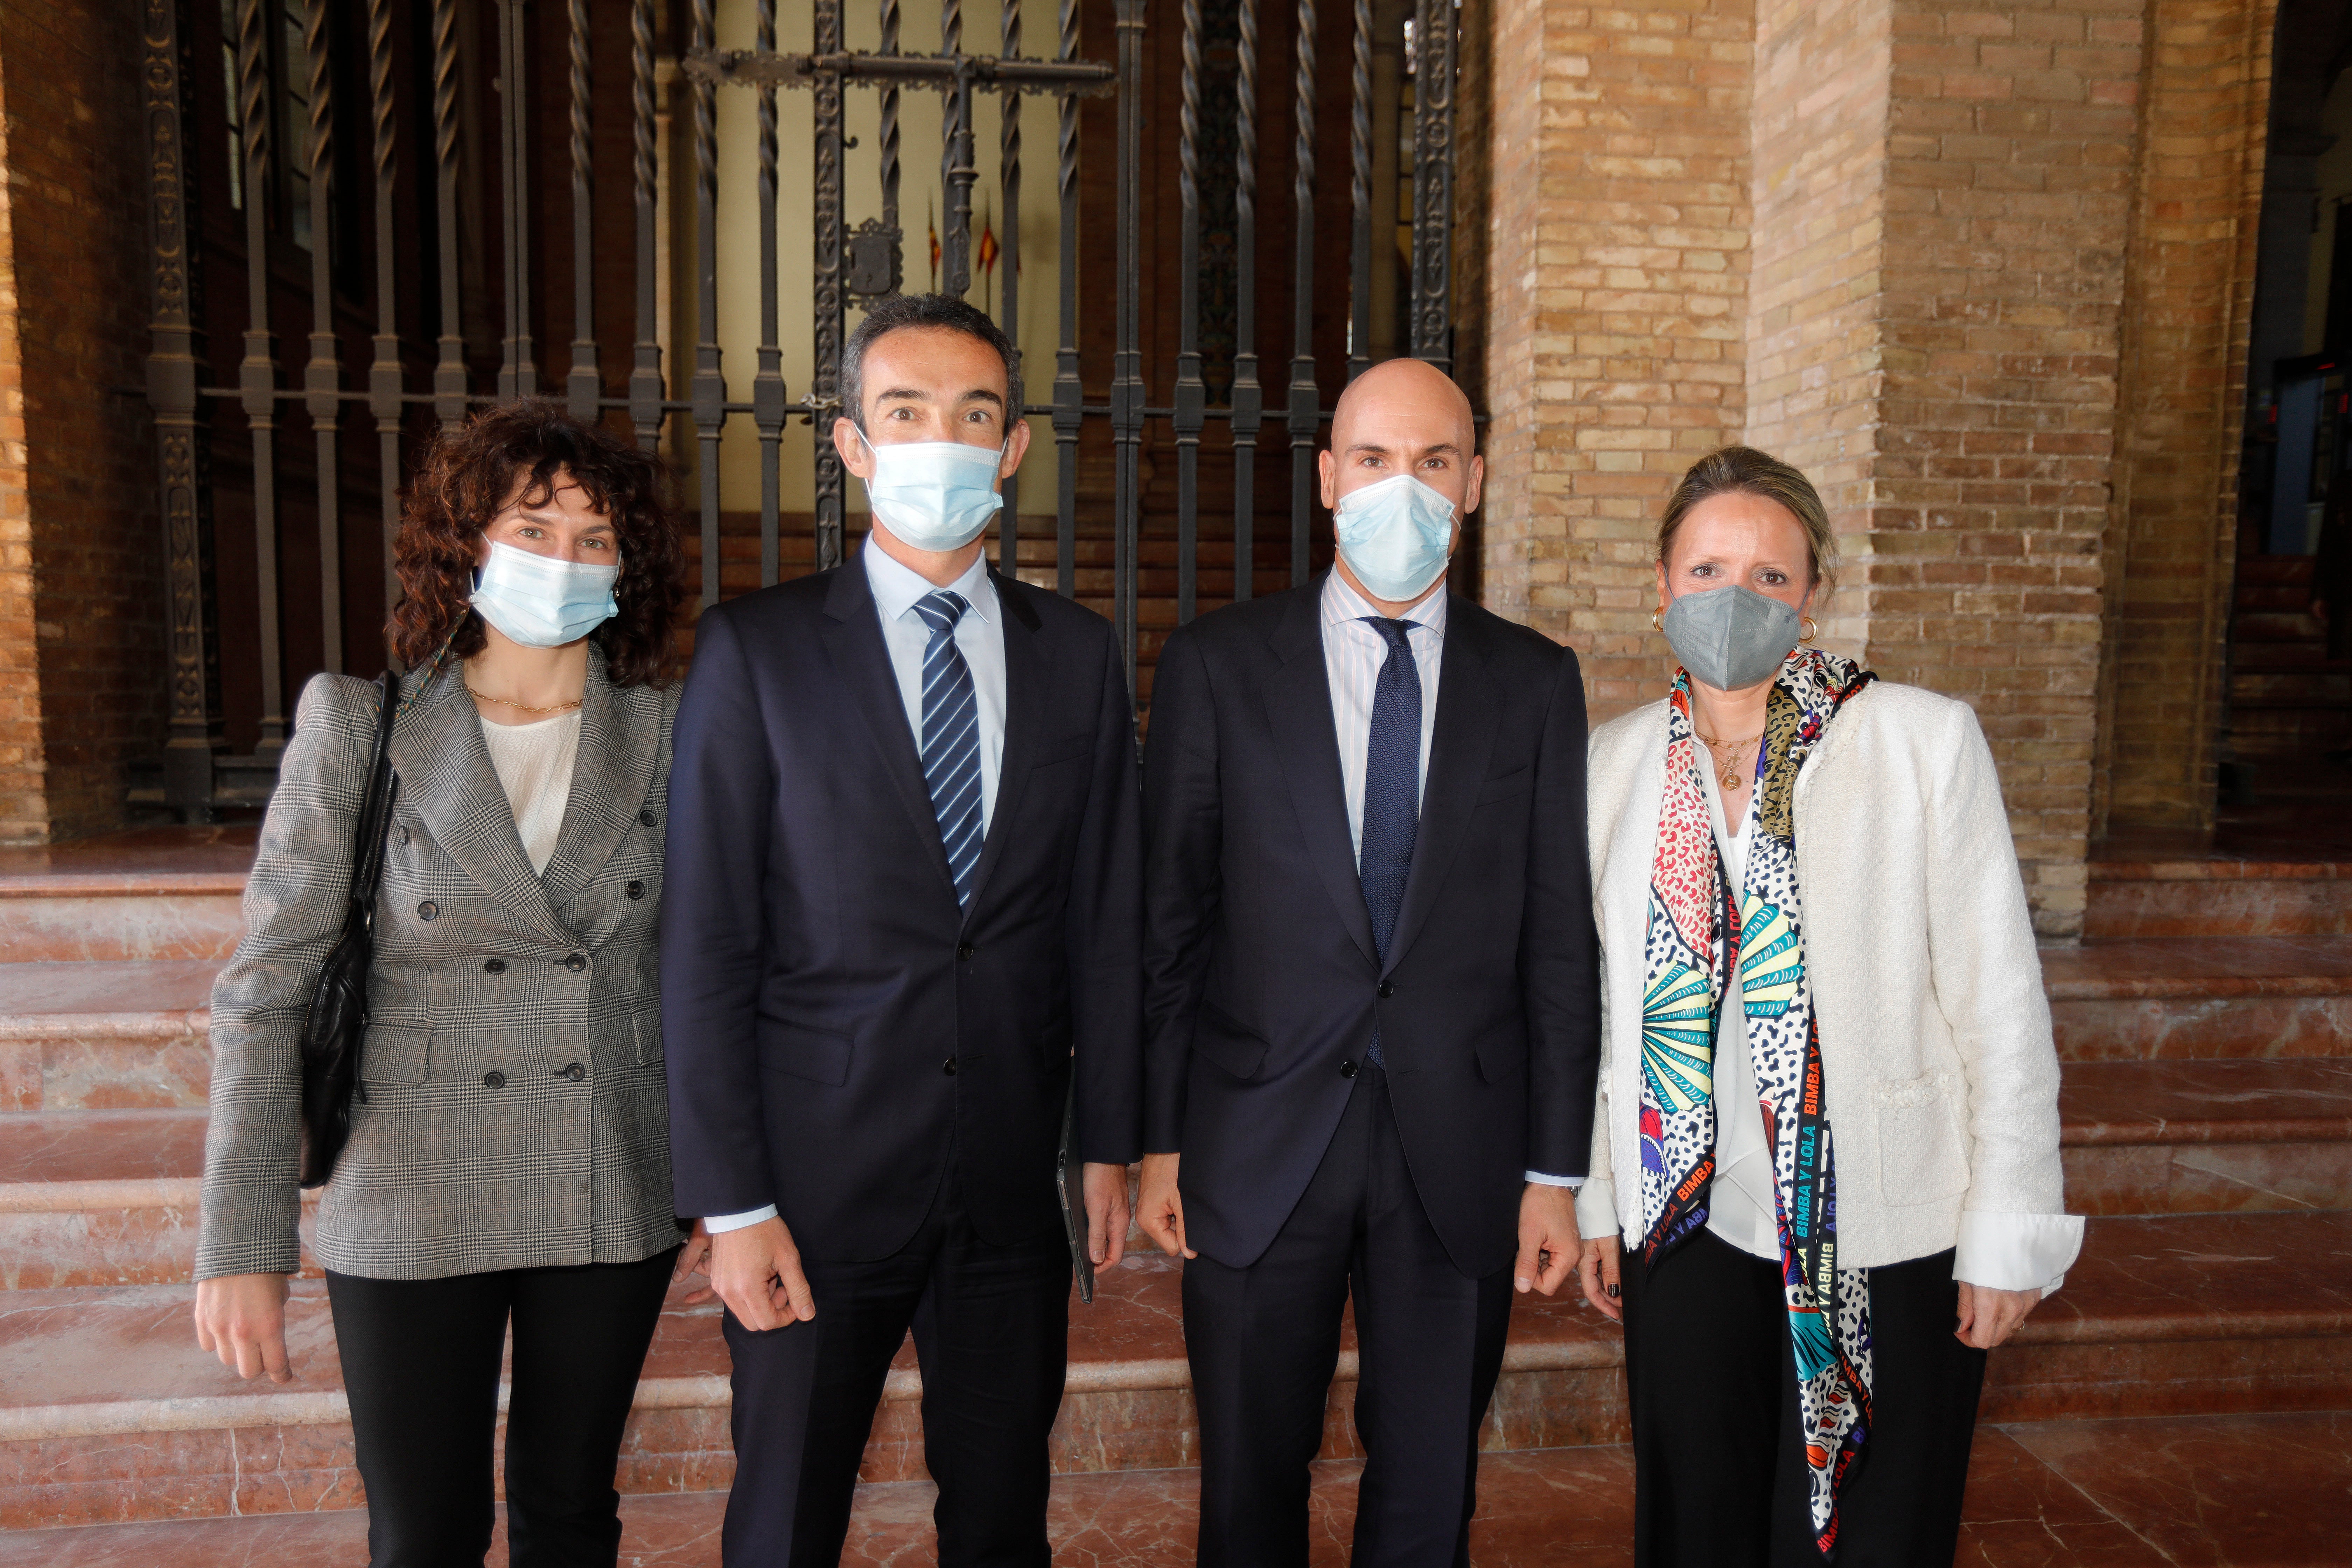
[{"xmin": 1, "ymin": 1411, "xmax": 2344, "ymax": 1567}]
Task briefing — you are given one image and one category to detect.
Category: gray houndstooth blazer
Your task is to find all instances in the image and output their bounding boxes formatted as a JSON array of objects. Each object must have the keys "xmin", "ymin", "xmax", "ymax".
[{"xmin": 196, "ymin": 648, "xmax": 683, "ymax": 1281}]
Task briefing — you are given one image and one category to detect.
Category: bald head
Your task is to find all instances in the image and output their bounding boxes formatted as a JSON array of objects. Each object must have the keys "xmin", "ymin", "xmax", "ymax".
[
  {"xmin": 1318, "ymin": 357, "xmax": 1484, "ymax": 565},
  {"xmin": 1330, "ymin": 356, "xmax": 1476, "ymax": 452}
]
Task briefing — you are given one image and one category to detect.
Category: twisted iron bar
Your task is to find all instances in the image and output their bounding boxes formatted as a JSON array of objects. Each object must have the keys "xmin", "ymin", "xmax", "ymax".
[
  {"xmin": 430, "ymin": 0, "xmax": 464, "ymax": 427},
  {"xmin": 1288, "ymin": 0, "xmax": 1320, "ymax": 587},
  {"xmin": 232, "ymin": 0, "xmax": 285, "ymax": 748},
  {"xmin": 302, "ymin": 0, "xmax": 342, "ymax": 673},
  {"xmin": 1000, "ymin": 0, "xmax": 1023, "ymax": 575},
  {"xmin": 567, "ymin": 0, "xmax": 598, "ymax": 419},
  {"xmin": 754, "ymin": 0, "xmax": 783, "ymax": 586},
  {"xmin": 629, "ymin": 0, "xmax": 663, "ymax": 451},
  {"xmin": 1231, "ymin": 0, "xmax": 1260, "ymax": 602},
  {"xmin": 366, "ymin": 0, "xmax": 402, "ymax": 657},
  {"xmin": 1052, "ymin": 0, "xmax": 1080, "ymax": 598},
  {"xmin": 1347, "ymin": 0, "xmax": 1371, "ymax": 379},
  {"xmin": 1174, "ymin": 0, "xmax": 1204, "ymax": 624},
  {"xmin": 880, "ymin": 0, "xmax": 901, "ymax": 229}
]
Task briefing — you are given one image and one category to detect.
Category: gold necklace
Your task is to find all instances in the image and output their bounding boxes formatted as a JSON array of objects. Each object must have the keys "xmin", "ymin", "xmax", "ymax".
[
  {"xmin": 466, "ymin": 684, "xmax": 583, "ymax": 715},
  {"xmin": 1694, "ymin": 728, "xmax": 1762, "ymax": 791}
]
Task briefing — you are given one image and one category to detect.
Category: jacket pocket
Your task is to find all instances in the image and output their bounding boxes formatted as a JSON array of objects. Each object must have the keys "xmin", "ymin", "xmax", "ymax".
[
  {"xmin": 631, "ymin": 1006, "xmax": 664, "ymax": 1065},
  {"xmin": 758, "ymin": 1019, "xmax": 855, "ymax": 1087},
  {"xmin": 1033, "ymin": 734, "xmax": 1092, "ymax": 768},
  {"xmin": 1874, "ymin": 1071, "xmax": 1969, "ymax": 1206},
  {"xmin": 1475, "ymin": 1025, "xmax": 1529, "ymax": 1084},
  {"xmin": 360, "ymin": 1023, "xmax": 432, "ymax": 1084},
  {"xmin": 1475, "ymin": 766, "xmax": 1533, "ymax": 805},
  {"xmin": 1190, "ymin": 1002, "xmax": 1270, "ymax": 1082}
]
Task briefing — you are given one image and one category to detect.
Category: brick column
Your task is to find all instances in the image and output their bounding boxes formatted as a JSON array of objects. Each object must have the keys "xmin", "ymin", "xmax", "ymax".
[
  {"xmin": 1479, "ymin": 0, "xmax": 1756, "ymax": 716},
  {"xmin": 0, "ymin": 4, "xmax": 168, "ymax": 843},
  {"xmin": 2099, "ymin": 0, "xmax": 2274, "ymax": 832}
]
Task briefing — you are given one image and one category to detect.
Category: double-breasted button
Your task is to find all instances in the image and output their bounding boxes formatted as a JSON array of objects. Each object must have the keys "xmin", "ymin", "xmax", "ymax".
[
  {"xmin": 639, "ymin": 809, "xmax": 658, "ymax": 828},
  {"xmin": 625, "ymin": 880, "xmax": 646, "ymax": 901},
  {"xmin": 563, "ymin": 1063, "xmax": 587, "ymax": 1082},
  {"xmin": 483, "ymin": 1070, "xmax": 506, "ymax": 1089},
  {"xmin": 1377, "ymin": 981, "xmax": 1394, "ymax": 1000},
  {"xmin": 1339, "ymin": 1059, "xmax": 1359, "ymax": 1079},
  {"xmin": 484, "ymin": 958, "xmax": 507, "ymax": 975},
  {"xmin": 565, "ymin": 953, "xmax": 588, "ymax": 972},
  {"xmin": 418, "ymin": 900, "xmax": 439, "ymax": 921},
  {"xmin": 956, "ymin": 943, "xmax": 975, "ymax": 961},
  {"xmin": 942, "ymin": 1057, "xmax": 959, "ymax": 1077},
  {"xmin": 396, "ymin": 823, "xmax": 411, "ymax": 846}
]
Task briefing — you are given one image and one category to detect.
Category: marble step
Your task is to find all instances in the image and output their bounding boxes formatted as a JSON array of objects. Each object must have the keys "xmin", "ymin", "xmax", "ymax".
[
  {"xmin": 2058, "ymin": 1058, "xmax": 2352, "ymax": 1216},
  {"xmin": 0, "ymin": 961, "xmax": 218, "ymax": 1114},
  {"xmin": 0, "ymin": 1255, "xmax": 1622, "ymax": 1531},
  {"xmin": 2086, "ymin": 855, "xmax": 2352, "ymax": 938},
  {"xmin": 2043, "ymin": 937, "xmax": 2352, "ymax": 1060},
  {"xmin": 3, "ymin": 1410, "xmax": 2346, "ymax": 1568},
  {"xmin": 16, "ymin": 1060, "xmax": 2347, "ymax": 1290},
  {"xmin": 3, "ymin": 1211, "xmax": 2346, "ymax": 1530},
  {"xmin": 9, "ymin": 937, "xmax": 2352, "ymax": 1125},
  {"xmin": 0, "ymin": 832, "xmax": 256, "ymax": 966}
]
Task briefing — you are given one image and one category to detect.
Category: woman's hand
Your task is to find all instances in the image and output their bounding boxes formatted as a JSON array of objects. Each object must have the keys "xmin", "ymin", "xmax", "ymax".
[
  {"xmin": 1578, "ymin": 1234, "xmax": 1623, "ymax": 1323},
  {"xmin": 675, "ymin": 1218, "xmax": 714, "ymax": 1305},
  {"xmin": 1955, "ymin": 1281, "xmax": 2040, "ymax": 1349},
  {"xmin": 193, "ymin": 1272, "xmax": 294, "ymax": 1383}
]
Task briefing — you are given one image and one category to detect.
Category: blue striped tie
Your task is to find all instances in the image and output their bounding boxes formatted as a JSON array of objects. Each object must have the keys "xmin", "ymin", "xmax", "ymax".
[
  {"xmin": 914, "ymin": 590, "xmax": 985, "ymax": 909},
  {"xmin": 1359, "ymin": 617, "xmax": 1422, "ymax": 1068}
]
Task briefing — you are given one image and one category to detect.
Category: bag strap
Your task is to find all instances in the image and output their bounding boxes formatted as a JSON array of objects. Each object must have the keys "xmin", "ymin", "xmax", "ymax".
[{"xmin": 348, "ymin": 672, "xmax": 404, "ymax": 918}]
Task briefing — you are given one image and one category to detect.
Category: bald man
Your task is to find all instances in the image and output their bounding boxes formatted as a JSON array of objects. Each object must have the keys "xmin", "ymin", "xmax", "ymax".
[{"xmin": 1131, "ymin": 359, "xmax": 1601, "ymax": 1566}]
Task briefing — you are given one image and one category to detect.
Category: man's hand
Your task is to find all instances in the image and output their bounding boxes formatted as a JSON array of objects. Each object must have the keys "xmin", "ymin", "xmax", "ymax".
[
  {"xmin": 675, "ymin": 1218, "xmax": 715, "ymax": 1305},
  {"xmin": 1955, "ymin": 1282, "xmax": 2040, "ymax": 1350},
  {"xmin": 1082, "ymin": 1162, "xmax": 1132, "ymax": 1269},
  {"xmin": 194, "ymin": 1272, "xmax": 294, "ymax": 1383},
  {"xmin": 1578, "ymin": 1234, "xmax": 1623, "ymax": 1322},
  {"xmin": 708, "ymin": 1215, "xmax": 817, "ymax": 1332},
  {"xmin": 1514, "ymin": 1182, "xmax": 1581, "ymax": 1296},
  {"xmin": 1136, "ymin": 1152, "xmax": 1193, "ymax": 1259}
]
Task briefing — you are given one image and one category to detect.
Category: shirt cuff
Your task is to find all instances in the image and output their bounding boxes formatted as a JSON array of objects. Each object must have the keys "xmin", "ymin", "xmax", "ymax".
[
  {"xmin": 1524, "ymin": 1170, "xmax": 1584, "ymax": 1189},
  {"xmin": 1952, "ymin": 1210, "xmax": 2084, "ymax": 1296},
  {"xmin": 702, "ymin": 1205, "xmax": 778, "ymax": 1234},
  {"xmin": 1574, "ymin": 1176, "xmax": 1621, "ymax": 1243}
]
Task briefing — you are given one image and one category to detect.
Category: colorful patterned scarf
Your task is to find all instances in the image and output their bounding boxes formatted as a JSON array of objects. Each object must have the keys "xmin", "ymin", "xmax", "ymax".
[{"xmin": 1638, "ymin": 647, "xmax": 1876, "ymax": 1556}]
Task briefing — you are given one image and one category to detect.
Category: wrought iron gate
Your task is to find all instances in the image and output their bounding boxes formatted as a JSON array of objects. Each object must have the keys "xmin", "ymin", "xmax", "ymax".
[{"xmin": 139, "ymin": 0, "xmax": 1463, "ymax": 820}]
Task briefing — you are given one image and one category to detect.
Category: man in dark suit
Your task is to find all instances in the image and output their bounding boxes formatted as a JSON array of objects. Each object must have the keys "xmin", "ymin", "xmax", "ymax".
[
  {"xmin": 662, "ymin": 293, "xmax": 1142, "ymax": 1567},
  {"xmin": 1134, "ymin": 357, "xmax": 1600, "ymax": 1567}
]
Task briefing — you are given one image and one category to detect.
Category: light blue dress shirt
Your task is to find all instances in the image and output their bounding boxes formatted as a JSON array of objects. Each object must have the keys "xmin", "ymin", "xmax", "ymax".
[{"xmin": 705, "ymin": 541, "xmax": 1011, "ymax": 1236}]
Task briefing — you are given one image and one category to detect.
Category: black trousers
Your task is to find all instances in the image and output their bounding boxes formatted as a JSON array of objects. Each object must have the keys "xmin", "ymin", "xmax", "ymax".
[
  {"xmin": 1622, "ymin": 1227, "xmax": 1987, "ymax": 1567},
  {"xmin": 324, "ymin": 1246, "xmax": 679, "ymax": 1568},
  {"xmin": 1182, "ymin": 1067, "xmax": 1514, "ymax": 1568},
  {"xmin": 720, "ymin": 1168, "xmax": 1072, "ymax": 1568}
]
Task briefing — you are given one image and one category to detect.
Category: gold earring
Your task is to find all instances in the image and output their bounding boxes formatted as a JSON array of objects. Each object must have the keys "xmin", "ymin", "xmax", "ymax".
[
  {"xmin": 1800, "ymin": 616, "xmax": 1819, "ymax": 644},
  {"xmin": 1651, "ymin": 609, "xmax": 1663, "ymax": 632}
]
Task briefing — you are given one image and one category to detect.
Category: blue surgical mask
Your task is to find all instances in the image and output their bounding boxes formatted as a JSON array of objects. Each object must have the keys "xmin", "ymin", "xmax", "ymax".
[
  {"xmin": 470, "ymin": 539, "xmax": 620, "ymax": 648},
  {"xmin": 856, "ymin": 427, "xmax": 1006, "ymax": 551},
  {"xmin": 1334, "ymin": 473, "xmax": 1458, "ymax": 602}
]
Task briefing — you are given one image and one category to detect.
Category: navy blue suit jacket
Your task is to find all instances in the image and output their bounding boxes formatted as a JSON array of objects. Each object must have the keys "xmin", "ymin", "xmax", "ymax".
[
  {"xmin": 662, "ymin": 553, "xmax": 1143, "ymax": 1262},
  {"xmin": 1140, "ymin": 578, "xmax": 1601, "ymax": 1278}
]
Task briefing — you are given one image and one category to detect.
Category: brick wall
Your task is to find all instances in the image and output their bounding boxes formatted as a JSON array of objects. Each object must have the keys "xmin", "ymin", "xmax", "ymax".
[
  {"xmin": 0, "ymin": 51, "xmax": 30, "ymax": 841},
  {"xmin": 1479, "ymin": 0, "xmax": 1757, "ymax": 716},
  {"xmin": 0, "ymin": 0, "xmax": 167, "ymax": 844},
  {"xmin": 2099, "ymin": 0, "xmax": 2274, "ymax": 831}
]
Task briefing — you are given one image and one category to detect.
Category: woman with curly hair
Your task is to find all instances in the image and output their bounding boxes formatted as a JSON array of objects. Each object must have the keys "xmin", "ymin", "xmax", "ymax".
[{"xmin": 191, "ymin": 402, "xmax": 695, "ymax": 1568}]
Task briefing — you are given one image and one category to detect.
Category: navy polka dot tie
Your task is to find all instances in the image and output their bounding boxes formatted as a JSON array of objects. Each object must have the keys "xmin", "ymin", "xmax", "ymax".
[{"xmin": 1359, "ymin": 616, "xmax": 1422, "ymax": 1067}]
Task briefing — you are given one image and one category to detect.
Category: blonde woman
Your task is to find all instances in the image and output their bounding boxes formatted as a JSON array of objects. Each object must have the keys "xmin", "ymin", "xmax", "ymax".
[{"xmin": 1575, "ymin": 447, "xmax": 2082, "ymax": 1566}]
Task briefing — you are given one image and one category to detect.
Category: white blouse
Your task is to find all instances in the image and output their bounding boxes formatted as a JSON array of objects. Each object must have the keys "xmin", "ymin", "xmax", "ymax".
[{"xmin": 478, "ymin": 709, "xmax": 582, "ymax": 874}]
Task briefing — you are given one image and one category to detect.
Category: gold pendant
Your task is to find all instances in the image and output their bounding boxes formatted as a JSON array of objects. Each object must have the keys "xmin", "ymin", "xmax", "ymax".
[{"xmin": 1722, "ymin": 765, "xmax": 1741, "ymax": 790}]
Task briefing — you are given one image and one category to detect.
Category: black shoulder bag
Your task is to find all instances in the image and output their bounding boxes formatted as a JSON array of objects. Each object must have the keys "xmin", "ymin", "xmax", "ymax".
[{"xmin": 298, "ymin": 671, "xmax": 402, "ymax": 1189}]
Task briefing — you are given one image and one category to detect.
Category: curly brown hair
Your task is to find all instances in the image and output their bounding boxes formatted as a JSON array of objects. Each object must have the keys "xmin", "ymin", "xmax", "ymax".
[{"xmin": 388, "ymin": 401, "xmax": 688, "ymax": 686}]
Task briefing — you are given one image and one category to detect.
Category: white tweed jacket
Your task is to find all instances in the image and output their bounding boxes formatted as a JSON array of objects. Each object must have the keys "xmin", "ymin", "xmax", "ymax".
[
  {"xmin": 197, "ymin": 650, "xmax": 683, "ymax": 1282},
  {"xmin": 1578, "ymin": 680, "xmax": 2083, "ymax": 1282}
]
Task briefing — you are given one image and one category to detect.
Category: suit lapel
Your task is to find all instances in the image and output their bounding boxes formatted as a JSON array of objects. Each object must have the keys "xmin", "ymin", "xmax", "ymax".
[
  {"xmin": 1381, "ymin": 595, "xmax": 1504, "ymax": 976},
  {"xmin": 818, "ymin": 554, "xmax": 960, "ymax": 899},
  {"xmin": 389, "ymin": 659, "xmax": 573, "ymax": 945},
  {"xmin": 538, "ymin": 652, "xmax": 661, "ymax": 915},
  {"xmin": 960, "ymin": 572, "xmax": 1045, "ymax": 925},
  {"xmin": 1262, "ymin": 580, "xmax": 1379, "ymax": 969}
]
